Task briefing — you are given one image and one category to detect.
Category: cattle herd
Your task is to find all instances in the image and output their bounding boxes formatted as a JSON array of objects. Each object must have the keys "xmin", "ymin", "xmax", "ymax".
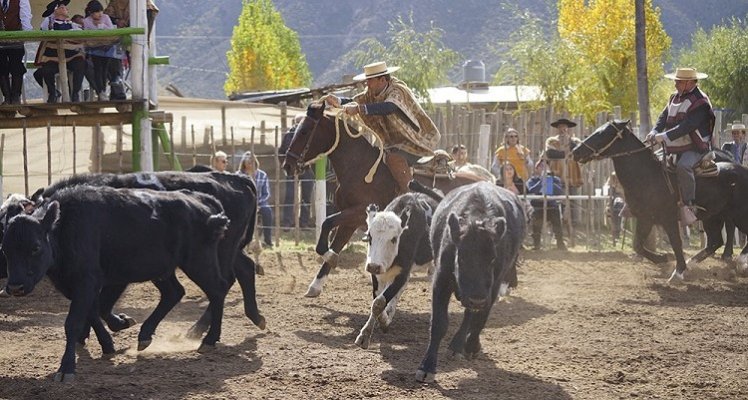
[{"xmin": 0, "ymin": 170, "xmax": 526, "ymax": 384}]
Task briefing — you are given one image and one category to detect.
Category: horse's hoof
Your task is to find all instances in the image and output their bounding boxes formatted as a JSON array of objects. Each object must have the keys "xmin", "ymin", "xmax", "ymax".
[
  {"xmin": 0, "ymin": 287, "xmax": 9, "ymax": 298},
  {"xmin": 667, "ymin": 269, "xmax": 685, "ymax": 283},
  {"xmin": 415, "ymin": 369, "xmax": 435, "ymax": 383},
  {"xmin": 354, "ymin": 333, "xmax": 370, "ymax": 349},
  {"xmin": 253, "ymin": 315, "xmax": 267, "ymax": 330},
  {"xmin": 304, "ymin": 281, "xmax": 322, "ymax": 298},
  {"xmin": 255, "ymin": 263, "xmax": 265, "ymax": 276},
  {"xmin": 53, "ymin": 372, "xmax": 75, "ymax": 383},
  {"xmin": 197, "ymin": 342, "xmax": 216, "ymax": 353},
  {"xmin": 137, "ymin": 340, "xmax": 152, "ymax": 351}
]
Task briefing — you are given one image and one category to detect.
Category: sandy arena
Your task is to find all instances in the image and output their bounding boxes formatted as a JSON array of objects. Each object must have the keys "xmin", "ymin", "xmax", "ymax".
[{"xmin": 1, "ymin": 244, "xmax": 747, "ymax": 400}]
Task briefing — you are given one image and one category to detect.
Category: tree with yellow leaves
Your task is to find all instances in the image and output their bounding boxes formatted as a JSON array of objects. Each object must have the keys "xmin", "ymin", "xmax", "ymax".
[
  {"xmin": 224, "ymin": 0, "xmax": 312, "ymax": 95},
  {"xmin": 557, "ymin": 0, "xmax": 671, "ymax": 121}
]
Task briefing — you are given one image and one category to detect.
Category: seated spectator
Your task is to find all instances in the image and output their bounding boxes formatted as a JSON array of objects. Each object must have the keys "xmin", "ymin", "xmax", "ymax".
[
  {"xmin": 238, "ymin": 151, "xmax": 273, "ymax": 248},
  {"xmin": 491, "ymin": 128, "xmax": 532, "ymax": 181},
  {"xmin": 71, "ymin": 14, "xmax": 84, "ymax": 26},
  {"xmin": 33, "ymin": 0, "xmax": 86, "ymax": 103},
  {"xmin": 496, "ymin": 162, "xmax": 525, "ymax": 195},
  {"xmin": 211, "ymin": 150, "xmax": 228, "ymax": 172},
  {"xmin": 278, "ymin": 114, "xmax": 313, "ymax": 229},
  {"xmin": 0, "ymin": 0, "xmax": 32, "ymax": 105},
  {"xmin": 526, "ymin": 160, "xmax": 566, "ymax": 250},
  {"xmin": 83, "ymin": 0, "xmax": 126, "ymax": 100}
]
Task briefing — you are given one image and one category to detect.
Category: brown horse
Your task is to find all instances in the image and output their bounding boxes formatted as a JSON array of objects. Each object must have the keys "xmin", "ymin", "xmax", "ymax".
[{"xmin": 283, "ymin": 102, "xmax": 482, "ymax": 297}]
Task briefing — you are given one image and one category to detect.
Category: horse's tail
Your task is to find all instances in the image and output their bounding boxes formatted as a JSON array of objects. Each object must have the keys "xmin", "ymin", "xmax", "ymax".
[{"xmin": 408, "ymin": 179, "xmax": 443, "ymax": 202}]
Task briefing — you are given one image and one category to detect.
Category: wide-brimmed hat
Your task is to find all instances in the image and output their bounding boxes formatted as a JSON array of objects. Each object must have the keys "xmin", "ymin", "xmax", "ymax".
[
  {"xmin": 730, "ymin": 123, "xmax": 746, "ymax": 133},
  {"xmin": 551, "ymin": 118, "xmax": 577, "ymax": 128},
  {"xmin": 42, "ymin": 0, "xmax": 71, "ymax": 18},
  {"xmin": 664, "ymin": 67, "xmax": 708, "ymax": 81},
  {"xmin": 353, "ymin": 62, "xmax": 400, "ymax": 82}
]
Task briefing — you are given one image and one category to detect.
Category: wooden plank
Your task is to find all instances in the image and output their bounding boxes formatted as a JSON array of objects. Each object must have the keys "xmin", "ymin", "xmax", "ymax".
[{"xmin": 0, "ymin": 112, "xmax": 135, "ymax": 128}]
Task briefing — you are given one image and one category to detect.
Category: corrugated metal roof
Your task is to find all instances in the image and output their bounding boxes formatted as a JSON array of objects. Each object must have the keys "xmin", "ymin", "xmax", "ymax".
[{"xmin": 427, "ymin": 85, "xmax": 543, "ymax": 105}]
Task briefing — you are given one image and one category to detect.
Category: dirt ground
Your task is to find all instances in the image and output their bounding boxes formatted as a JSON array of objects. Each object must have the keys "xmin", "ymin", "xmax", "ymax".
[{"xmin": 1, "ymin": 243, "xmax": 748, "ymax": 400}]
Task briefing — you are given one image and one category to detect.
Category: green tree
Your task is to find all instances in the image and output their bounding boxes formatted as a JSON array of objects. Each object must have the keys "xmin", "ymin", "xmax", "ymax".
[
  {"xmin": 224, "ymin": 0, "xmax": 312, "ymax": 95},
  {"xmin": 557, "ymin": 0, "xmax": 671, "ymax": 121},
  {"xmin": 494, "ymin": 14, "xmax": 576, "ymax": 111},
  {"xmin": 499, "ymin": 1, "xmax": 671, "ymax": 122},
  {"xmin": 677, "ymin": 16, "xmax": 748, "ymax": 119},
  {"xmin": 344, "ymin": 13, "xmax": 460, "ymax": 101}
]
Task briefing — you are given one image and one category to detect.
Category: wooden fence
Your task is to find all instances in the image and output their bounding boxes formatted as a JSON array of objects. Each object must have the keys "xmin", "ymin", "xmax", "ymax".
[{"xmin": 2, "ymin": 101, "xmax": 746, "ymax": 250}]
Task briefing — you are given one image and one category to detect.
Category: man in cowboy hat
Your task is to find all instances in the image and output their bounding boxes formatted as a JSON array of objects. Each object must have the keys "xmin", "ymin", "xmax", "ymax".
[
  {"xmin": 0, "ymin": 0, "xmax": 32, "ymax": 105},
  {"xmin": 543, "ymin": 117, "xmax": 583, "ymax": 224},
  {"xmin": 323, "ymin": 61, "xmax": 441, "ymax": 194},
  {"xmin": 645, "ymin": 67, "xmax": 715, "ymax": 225},
  {"xmin": 722, "ymin": 122, "xmax": 747, "ymax": 165}
]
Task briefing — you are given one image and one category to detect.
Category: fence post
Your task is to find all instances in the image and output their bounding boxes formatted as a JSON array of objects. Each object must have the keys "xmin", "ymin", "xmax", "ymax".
[{"xmin": 479, "ymin": 124, "xmax": 491, "ymax": 169}]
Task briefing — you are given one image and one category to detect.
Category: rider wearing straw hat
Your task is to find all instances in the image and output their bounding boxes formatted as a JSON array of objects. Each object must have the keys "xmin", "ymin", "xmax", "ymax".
[
  {"xmin": 645, "ymin": 67, "xmax": 715, "ymax": 225},
  {"xmin": 324, "ymin": 61, "xmax": 441, "ymax": 194}
]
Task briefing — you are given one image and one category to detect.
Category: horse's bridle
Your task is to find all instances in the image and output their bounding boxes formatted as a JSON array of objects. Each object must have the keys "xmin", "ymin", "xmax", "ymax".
[
  {"xmin": 284, "ymin": 113, "xmax": 322, "ymax": 174},
  {"xmin": 578, "ymin": 122, "xmax": 654, "ymax": 161}
]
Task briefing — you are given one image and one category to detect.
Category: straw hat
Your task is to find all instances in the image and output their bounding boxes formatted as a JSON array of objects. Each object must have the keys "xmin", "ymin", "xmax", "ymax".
[
  {"xmin": 664, "ymin": 67, "xmax": 708, "ymax": 81},
  {"xmin": 730, "ymin": 123, "xmax": 746, "ymax": 133},
  {"xmin": 353, "ymin": 62, "xmax": 400, "ymax": 81},
  {"xmin": 550, "ymin": 118, "xmax": 577, "ymax": 128}
]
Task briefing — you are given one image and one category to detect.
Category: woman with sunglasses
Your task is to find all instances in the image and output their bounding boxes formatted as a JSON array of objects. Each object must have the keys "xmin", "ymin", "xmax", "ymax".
[{"xmin": 491, "ymin": 128, "xmax": 532, "ymax": 181}]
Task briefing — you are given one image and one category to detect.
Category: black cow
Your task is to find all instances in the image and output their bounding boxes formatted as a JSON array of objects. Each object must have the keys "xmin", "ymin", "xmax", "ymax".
[
  {"xmin": 36, "ymin": 171, "xmax": 265, "ymax": 337},
  {"xmin": 413, "ymin": 181, "xmax": 526, "ymax": 383},
  {"xmin": 3, "ymin": 185, "xmax": 230, "ymax": 381},
  {"xmin": 0, "ymin": 194, "xmax": 34, "ymax": 284},
  {"xmin": 355, "ymin": 192, "xmax": 438, "ymax": 349}
]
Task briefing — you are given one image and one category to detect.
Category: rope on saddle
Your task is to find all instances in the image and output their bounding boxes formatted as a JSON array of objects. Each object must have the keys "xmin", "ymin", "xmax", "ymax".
[{"xmin": 333, "ymin": 108, "xmax": 385, "ymax": 184}]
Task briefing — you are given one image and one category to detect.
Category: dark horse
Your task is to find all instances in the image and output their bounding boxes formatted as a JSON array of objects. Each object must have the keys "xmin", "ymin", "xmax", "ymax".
[
  {"xmin": 283, "ymin": 102, "xmax": 480, "ymax": 297},
  {"xmin": 572, "ymin": 120, "xmax": 748, "ymax": 280}
]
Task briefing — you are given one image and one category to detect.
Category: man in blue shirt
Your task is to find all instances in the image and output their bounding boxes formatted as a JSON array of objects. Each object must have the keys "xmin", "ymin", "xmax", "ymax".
[{"xmin": 526, "ymin": 160, "xmax": 566, "ymax": 250}]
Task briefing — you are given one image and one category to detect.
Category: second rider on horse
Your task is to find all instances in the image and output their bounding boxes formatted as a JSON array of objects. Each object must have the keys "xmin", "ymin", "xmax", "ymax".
[{"xmin": 324, "ymin": 61, "xmax": 441, "ymax": 193}]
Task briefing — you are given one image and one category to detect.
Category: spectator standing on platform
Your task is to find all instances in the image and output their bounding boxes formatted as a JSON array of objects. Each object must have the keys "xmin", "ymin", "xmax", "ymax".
[
  {"xmin": 211, "ymin": 150, "xmax": 228, "ymax": 172},
  {"xmin": 0, "ymin": 0, "xmax": 32, "ymax": 105},
  {"xmin": 722, "ymin": 123, "xmax": 746, "ymax": 165},
  {"xmin": 526, "ymin": 160, "xmax": 566, "ymax": 251},
  {"xmin": 34, "ymin": 0, "xmax": 86, "ymax": 103},
  {"xmin": 278, "ymin": 114, "xmax": 313, "ymax": 229},
  {"xmin": 238, "ymin": 151, "xmax": 273, "ymax": 248},
  {"xmin": 492, "ymin": 128, "xmax": 532, "ymax": 181},
  {"xmin": 83, "ymin": 0, "xmax": 125, "ymax": 100},
  {"xmin": 104, "ymin": 0, "xmax": 158, "ymax": 42}
]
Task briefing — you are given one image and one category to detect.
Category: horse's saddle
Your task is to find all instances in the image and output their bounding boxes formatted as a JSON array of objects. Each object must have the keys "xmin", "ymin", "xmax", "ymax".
[
  {"xmin": 414, "ymin": 149, "xmax": 456, "ymax": 178},
  {"xmin": 656, "ymin": 150, "xmax": 721, "ymax": 178}
]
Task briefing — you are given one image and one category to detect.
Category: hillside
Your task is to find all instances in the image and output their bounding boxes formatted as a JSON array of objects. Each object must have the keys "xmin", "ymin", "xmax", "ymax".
[{"xmin": 153, "ymin": 0, "xmax": 748, "ymax": 99}]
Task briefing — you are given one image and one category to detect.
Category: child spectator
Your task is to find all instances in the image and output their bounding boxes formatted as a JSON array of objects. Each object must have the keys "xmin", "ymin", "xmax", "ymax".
[{"xmin": 526, "ymin": 160, "xmax": 566, "ymax": 250}]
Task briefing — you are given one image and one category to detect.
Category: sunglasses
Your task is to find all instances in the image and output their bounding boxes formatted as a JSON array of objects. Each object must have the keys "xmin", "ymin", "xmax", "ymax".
[{"xmin": 507, "ymin": 135, "xmax": 518, "ymax": 138}]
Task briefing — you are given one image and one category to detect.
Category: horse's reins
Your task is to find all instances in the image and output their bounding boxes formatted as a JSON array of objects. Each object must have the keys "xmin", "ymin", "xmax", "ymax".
[
  {"xmin": 578, "ymin": 123, "xmax": 655, "ymax": 161},
  {"xmin": 581, "ymin": 123, "xmax": 676, "ymax": 196},
  {"xmin": 294, "ymin": 101, "xmax": 386, "ymax": 184}
]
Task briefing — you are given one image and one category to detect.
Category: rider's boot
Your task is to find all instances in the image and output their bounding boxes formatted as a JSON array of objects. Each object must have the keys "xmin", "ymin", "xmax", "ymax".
[{"xmin": 385, "ymin": 152, "xmax": 413, "ymax": 194}]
